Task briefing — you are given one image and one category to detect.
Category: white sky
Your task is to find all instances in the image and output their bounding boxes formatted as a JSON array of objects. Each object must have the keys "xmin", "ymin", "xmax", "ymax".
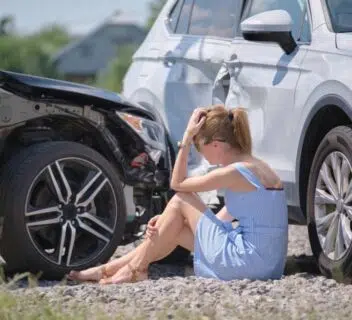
[{"xmin": 1, "ymin": 0, "xmax": 151, "ymax": 34}]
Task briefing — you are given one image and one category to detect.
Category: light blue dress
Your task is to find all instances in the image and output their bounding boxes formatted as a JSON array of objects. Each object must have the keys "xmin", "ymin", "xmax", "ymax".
[{"xmin": 194, "ymin": 162, "xmax": 288, "ymax": 281}]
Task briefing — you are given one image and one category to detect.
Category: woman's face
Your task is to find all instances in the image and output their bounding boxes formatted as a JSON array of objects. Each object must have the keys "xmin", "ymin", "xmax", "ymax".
[{"xmin": 198, "ymin": 141, "xmax": 225, "ymax": 165}]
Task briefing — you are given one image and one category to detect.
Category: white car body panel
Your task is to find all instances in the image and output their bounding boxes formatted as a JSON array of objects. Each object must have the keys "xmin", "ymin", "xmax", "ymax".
[{"xmin": 123, "ymin": 0, "xmax": 352, "ymax": 223}]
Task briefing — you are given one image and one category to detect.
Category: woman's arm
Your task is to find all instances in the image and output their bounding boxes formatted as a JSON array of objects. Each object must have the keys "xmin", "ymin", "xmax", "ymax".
[
  {"xmin": 169, "ymin": 136, "xmax": 193, "ymax": 192},
  {"xmin": 171, "ymin": 164, "xmax": 236, "ymax": 193},
  {"xmin": 170, "ymin": 108, "xmax": 245, "ymax": 193},
  {"xmin": 169, "ymin": 115, "xmax": 235, "ymax": 193},
  {"xmin": 170, "ymin": 107, "xmax": 207, "ymax": 191}
]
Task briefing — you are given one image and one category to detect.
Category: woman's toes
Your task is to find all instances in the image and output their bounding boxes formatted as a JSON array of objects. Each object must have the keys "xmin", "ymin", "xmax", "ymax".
[
  {"xmin": 98, "ymin": 265, "xmax": 148, "ymax": 285},
  {"xmin": 66, "ymin": 266, "xmax": 104, "ymax": 282},
  {"xmin": 99, "ymin": 277, "xmax": 110, "ymax": 285},
  {"xmin": 67, "ymin": 270, "xmax": 79, "ymax": 280}
]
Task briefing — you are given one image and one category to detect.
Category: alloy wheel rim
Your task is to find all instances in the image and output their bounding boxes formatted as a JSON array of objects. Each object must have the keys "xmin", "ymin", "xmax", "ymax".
[
  {"xmin": 24, "ymin": 157, "xmax": 118, "ymax": 267},
  {"xmin": 315, "ymin": 151, "xmax": 352, "ymax": 260}
]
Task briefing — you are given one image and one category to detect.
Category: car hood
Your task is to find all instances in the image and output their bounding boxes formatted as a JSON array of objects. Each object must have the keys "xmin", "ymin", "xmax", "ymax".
[
  {"xmin": 0, "ymin": 70, "xmax": 152, "ymax": 117},
  {"xmin": 336, "ymin": 33, "xmax": 352, "ymax": 53}
]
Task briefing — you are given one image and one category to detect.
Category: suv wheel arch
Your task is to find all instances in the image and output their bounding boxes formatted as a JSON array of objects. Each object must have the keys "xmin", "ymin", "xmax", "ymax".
[
  {"xmin": 297, "ymin": 95, "xmax": 352, "ymax": 215},
  {"xmin": 0, "ymin": 116, "xmax": 126, "ymax": 182}
]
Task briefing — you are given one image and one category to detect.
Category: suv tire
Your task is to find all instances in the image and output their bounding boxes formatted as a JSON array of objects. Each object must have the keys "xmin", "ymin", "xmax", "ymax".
[
  {"xmin": 307, "ymin": 126, "xmax": 352, "ymax": 283},
  {"xmin": 0, "ymin": 141, "xmax": 126, "ymax": 279}
]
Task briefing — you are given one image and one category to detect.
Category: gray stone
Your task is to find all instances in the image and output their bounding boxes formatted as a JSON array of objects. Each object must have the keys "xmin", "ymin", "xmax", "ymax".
[{"xmin": 3, "ymin": 225, "xmax": 352, "ymax": 319}]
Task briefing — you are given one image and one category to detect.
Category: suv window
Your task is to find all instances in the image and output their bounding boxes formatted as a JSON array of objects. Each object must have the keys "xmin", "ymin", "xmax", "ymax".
[
  {"xmin": 242, "ymin": 0, "xmax": 307, "ymax": 40},
  {"xmin": 299, "ymin": 10, "xmax": 311, "ymax": 42},
  {"xmin": 170, "ymin": 0, "xmax": 239, "ymax": 38},
  {"xmin": 326, "ymin": 0, "xmax": 352, "ymax": 33},
  {"xmin": 175, "ymin": 0, "xmax": 194, "ymax": 34},
  {"xmin": 189, "ymin": 0, "xmax": 238, "ymax": 38},
  {"xmin": 169, "ymin": 0, "xmax": 184, "ymax": 31}
]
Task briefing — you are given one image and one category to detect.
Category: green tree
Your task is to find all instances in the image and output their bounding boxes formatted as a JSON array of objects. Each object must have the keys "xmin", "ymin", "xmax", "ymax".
[
  {"xmin": 0, "ymin": 35, "xmax": 59, "ymax": 77},
  {"xmin": 0, "ymin": 15, "xmax": 14, "ymax": 36},
  {"xmin": 30, "ymin": 24, "xmax": 71, "ymax": 55},
  {"xmin": 146, "ymin": 0, "xmax": 167, "ymax": 30},
  {"xmin": 0, "ymin": 18, "xmax": 71, "ymax": 78},
  {"xmin": 96, "ymin": 0, "xmax": 167, "ymax": 92},
  {"xmin": 95, "ymin": 45, "xmax": 137, "ymax": 92}
]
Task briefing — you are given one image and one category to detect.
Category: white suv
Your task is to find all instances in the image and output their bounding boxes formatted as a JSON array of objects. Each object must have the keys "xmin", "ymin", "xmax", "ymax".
[{"xmin": 123, "ymin": 0, "xmax": 352, "ymax": 282}]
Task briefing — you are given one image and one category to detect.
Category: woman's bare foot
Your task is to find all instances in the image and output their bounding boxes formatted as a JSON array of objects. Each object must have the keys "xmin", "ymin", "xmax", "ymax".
[
  {"xmin": 68, "ymin": 265, "xmax": 107, "ymax": 282},
  {"xmin": 99, "ymin": 263, "xmax": 148, "ymax": 285}
]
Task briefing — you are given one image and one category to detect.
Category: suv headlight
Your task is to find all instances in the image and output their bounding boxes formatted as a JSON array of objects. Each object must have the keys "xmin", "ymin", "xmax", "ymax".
[{"xmin": 116, "ymin": 111, "xmax": 166, "ymax": 163}]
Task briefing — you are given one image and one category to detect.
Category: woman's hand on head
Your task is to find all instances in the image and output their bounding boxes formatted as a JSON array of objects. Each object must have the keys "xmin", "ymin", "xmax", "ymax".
[{"xmin": 184, "ymin": 108, "xmax": 207, "ymax": 141}]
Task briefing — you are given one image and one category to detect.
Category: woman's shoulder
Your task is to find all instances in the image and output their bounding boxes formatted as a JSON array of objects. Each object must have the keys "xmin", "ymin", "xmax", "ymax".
[{"xmin": 236, "ymin": 160, "xmax": 284, "ymax": 190}]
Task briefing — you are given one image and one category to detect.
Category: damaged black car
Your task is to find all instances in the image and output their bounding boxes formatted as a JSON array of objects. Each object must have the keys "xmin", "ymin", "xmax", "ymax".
[{"xmin": 0, "ymin": 70, "xmax": 184, "ymax": 279}]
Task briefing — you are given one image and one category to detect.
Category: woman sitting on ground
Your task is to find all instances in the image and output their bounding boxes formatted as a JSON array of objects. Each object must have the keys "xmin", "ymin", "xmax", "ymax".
[{"xmin": 69, "ymin": 105, "xmax": 288, "ymax": 284}]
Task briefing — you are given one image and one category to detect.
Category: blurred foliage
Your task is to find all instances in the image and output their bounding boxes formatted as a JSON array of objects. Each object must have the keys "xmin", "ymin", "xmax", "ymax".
[
  {"xmin": 0, "ymin": 16, "xmax": 71, "ymax": 78},
  {"xmin": 0, "ymin": 0, "xmax": 166, "ymax": 91},
  {"xmin": 97, "ymin": 0, "xmax": 166, "ymax": 92},
  {"xmin": 95, "ymin": 44, "xmax": 137, "ymax": 92},
  {"xmin": 0, "ymin": 15, "xmax": 15, "ymax": 36},
  {"xmin": 146, "ymin": 0, "xmax": 167, "ymax": 30}
]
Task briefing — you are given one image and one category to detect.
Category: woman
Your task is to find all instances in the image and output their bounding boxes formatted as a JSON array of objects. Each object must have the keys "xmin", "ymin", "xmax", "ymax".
[{"xmin": 69, "ymin": 105, "xmax": 288, "ymax": 284}]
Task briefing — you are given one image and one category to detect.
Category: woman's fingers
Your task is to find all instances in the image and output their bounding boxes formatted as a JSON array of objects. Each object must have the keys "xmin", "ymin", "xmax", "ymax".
[
  {"xmin": 145, "ymin": 215, "xmax": 160, "ymax": 239},
  {"xmin": 147, "ymin": 221, "xmax": 155, "ymax": 229},
  {"xmin": 197, "ymin": 116, "xmax": 206, "ymax": 127},
  {"xmin": 192, "ymin": 117, "xmax": 206, "ymax": 135},
  {"xmin": 146, "ymin": 221, "xmax": 158, "ymax": 238},
  {"xmin": 145, "ymin": 227, "xmax": 158, "ymax": 240},
  {"xmin": 147, "ymin": 225, "xmax": 158, "ymax": 232},
  {"xmin": 194, "ymin": 107, "xmax": 207, "ymax": 118},
  {"xmin": 190, "ymin": 108, "xmax": 207, "ymax": 127}
]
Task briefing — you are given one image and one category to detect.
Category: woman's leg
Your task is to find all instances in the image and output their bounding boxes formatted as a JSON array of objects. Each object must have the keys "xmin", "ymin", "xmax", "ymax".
[
  {"xmin": 68, "ymin": 224, "xmax": 194, "ymax": 282},
  {"xmin": 105, "ymin": 218, "xmax": 195, "ymax": 273},
  {"xmin": 68, "ymin": 192, "xmax": 203, "ymax": 282},
  {"xmin": 99, "ymin": 192, "xmax": 206, "ymax": 284}
]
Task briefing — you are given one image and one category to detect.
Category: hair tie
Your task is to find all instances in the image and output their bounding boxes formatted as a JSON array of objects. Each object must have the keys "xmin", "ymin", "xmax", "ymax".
[{"xmin": 228, "ymin": 111, "xmax": 234, "ymax": 121}]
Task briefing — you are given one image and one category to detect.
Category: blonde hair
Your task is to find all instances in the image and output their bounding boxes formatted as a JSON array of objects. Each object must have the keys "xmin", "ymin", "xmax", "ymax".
[{"xmin": 193, "ymin": 105, "xmax": 252, "ymax": 155}]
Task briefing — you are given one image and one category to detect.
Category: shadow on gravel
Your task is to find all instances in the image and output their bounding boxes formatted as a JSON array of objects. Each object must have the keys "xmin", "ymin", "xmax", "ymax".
[
  {"xmin": 1, "ymin": 255, "xmax": 321, "ymax": 288},
  {"xmin": 284, "ymin": 255, "xmax": 320, "ymax": 275},
  {"xmin": 148, "ymin": 254, "xmax": 321, "ymax": 280}
]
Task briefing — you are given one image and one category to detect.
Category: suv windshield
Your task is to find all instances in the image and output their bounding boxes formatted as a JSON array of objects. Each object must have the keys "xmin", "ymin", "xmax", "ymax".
[{"xmin": 326, "ymin": 0, "xmax": 352, "ymax": 32}]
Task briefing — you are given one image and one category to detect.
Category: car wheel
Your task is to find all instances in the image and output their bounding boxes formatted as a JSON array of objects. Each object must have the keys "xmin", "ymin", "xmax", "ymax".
[
  {"xmin": 307, "ymin": 126, "xmax": 352, "ymax": 283},
  {"xmin": 0, "ymin": 141, "xmax": 126, "ymax": 279}
]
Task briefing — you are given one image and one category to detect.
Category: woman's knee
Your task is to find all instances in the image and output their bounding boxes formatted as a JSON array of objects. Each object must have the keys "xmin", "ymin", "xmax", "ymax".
[
  {"xmin": 169, "ymin": 192, "xmax": 206, "ymax": 213},
  {"xmin": 168, "ymin": 192, "xmax": 187, "ymax": 210},
  {"xmin": 169, "ymin": 192, "xmax": 193, "ymax": 207}
]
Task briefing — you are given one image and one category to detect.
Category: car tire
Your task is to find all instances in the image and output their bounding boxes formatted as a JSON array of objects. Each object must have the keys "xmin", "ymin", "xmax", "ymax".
[
  {"xmin": 307, "ymin": 126, "xmax": 352, "ymax": 283},
  {"xmin": 0, "ymin": 141, "xmax": 126, "ymax": 279}
]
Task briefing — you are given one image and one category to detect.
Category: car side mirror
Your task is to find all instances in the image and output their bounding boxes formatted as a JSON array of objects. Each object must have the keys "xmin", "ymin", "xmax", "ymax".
[{"xmin": 240, "ymin": 10, "xmax": 297, "ymax": 55}]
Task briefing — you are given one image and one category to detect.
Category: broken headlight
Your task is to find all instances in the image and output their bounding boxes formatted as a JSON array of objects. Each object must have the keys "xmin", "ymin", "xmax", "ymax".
[{"xmin": 116, "ymin": 111, "xmax": 166, "ymax": 164}]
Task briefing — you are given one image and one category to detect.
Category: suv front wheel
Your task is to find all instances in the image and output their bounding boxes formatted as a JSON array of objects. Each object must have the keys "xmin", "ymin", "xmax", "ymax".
[{"xmin": 307, "ymin": 126, "xmax": 352, "ymax": 283}]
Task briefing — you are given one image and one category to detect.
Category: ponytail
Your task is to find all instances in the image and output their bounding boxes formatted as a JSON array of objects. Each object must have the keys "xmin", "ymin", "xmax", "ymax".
[
  {"xmin": 193, "ymin": 104, "xmax": 252, "ymax": 155},
  {"xmin": 230, "ymin": 108, "xmax": 252, "ymax": 155}
]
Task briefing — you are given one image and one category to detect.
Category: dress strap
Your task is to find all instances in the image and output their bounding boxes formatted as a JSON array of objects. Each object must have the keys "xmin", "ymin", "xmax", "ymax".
[{"xmin": 233, "ymin": 162, "xmax": 264, "ymax": 189}]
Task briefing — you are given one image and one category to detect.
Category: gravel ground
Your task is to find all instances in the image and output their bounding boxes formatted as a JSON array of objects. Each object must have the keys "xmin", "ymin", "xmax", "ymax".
[{"xmin": 2, "ymin": 225, "xmax": 352, "ymax": 319}]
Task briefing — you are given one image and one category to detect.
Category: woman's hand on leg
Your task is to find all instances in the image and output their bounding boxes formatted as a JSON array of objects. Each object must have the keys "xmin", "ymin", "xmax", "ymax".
[{"xmin": 145, "ymin": 214, "xmax": 161, "ymax": 239}]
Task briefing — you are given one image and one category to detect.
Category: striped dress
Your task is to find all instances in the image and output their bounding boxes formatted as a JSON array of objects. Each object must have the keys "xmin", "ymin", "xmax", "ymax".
[{"xmin": 193, "ymin": 162, "xmax": 288, "ymax": 281}]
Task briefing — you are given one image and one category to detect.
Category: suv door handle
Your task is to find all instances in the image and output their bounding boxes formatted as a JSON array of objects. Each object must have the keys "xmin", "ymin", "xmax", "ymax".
[
  {"xmin": 163, "ymin": 50, "xmax": 178, "ymax": 67},
  {"xmin": 224, "ymin": 53, "xmax": 240, "ymax": 67},
  {"xmin": 163, "ymin": 56, "xmax": 176, "ymax": 67},
  {"xmin": 224, "ymin": 59, "xmax": 241, "ymax": 67}
]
